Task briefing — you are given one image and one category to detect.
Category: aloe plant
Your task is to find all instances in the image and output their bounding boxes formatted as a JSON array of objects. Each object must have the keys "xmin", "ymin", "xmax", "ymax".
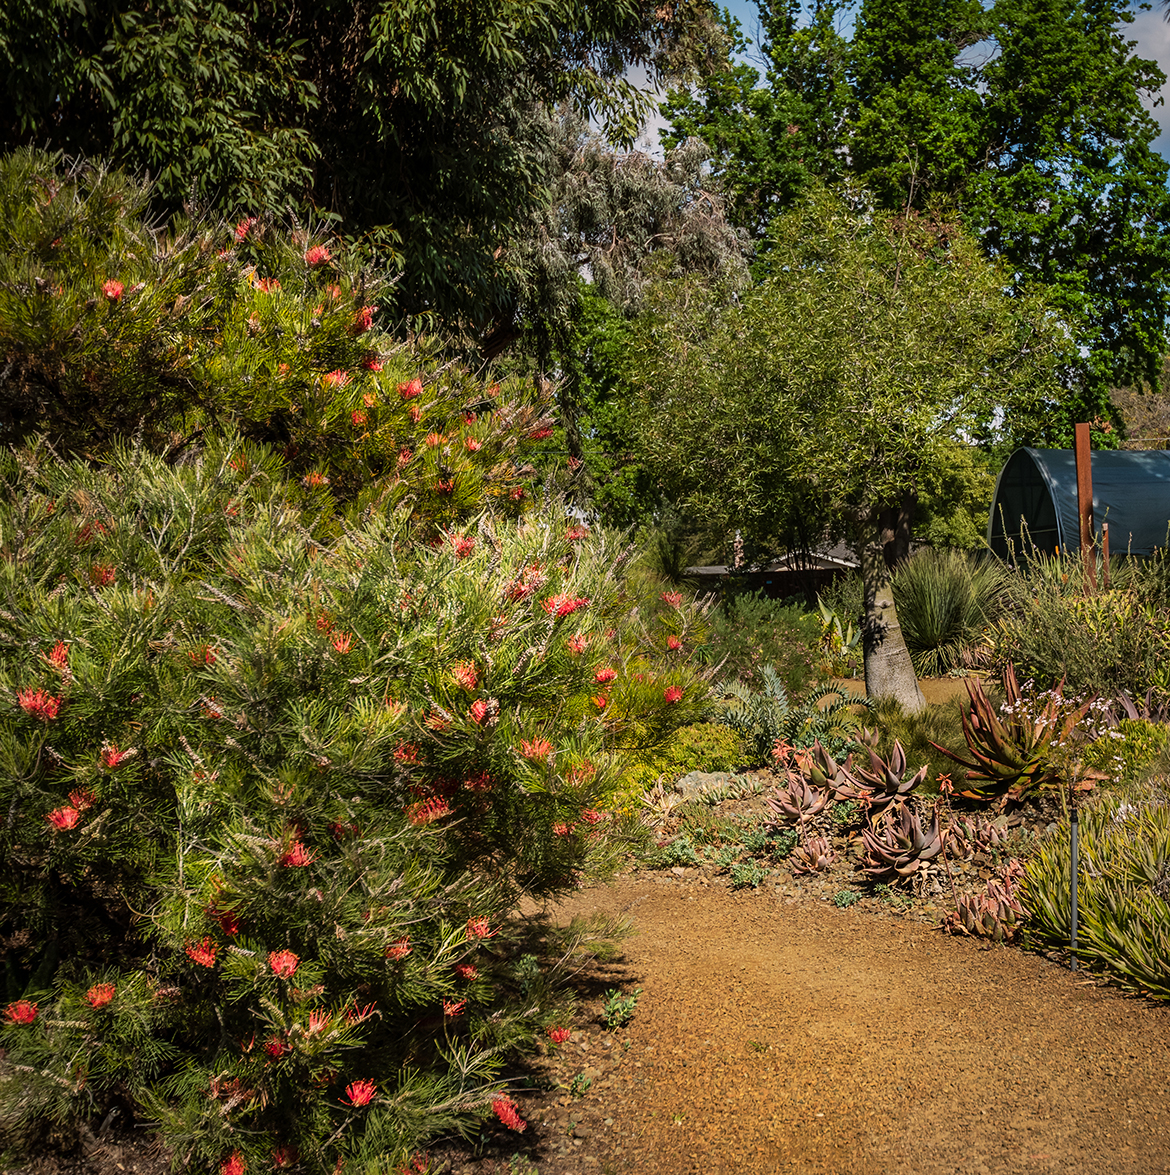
[
  {"xmin": 945, "ymin": 861, "xmax": 1026, "ymax": 943},
  {"xmin": 792, "ymin": 736, "xmax": 927, "ymax": 821},
  {"xmin": 861, "ymin": 802, "xmax": 944, "ymax": 881},
  {"xmin": 930, "ymin": 663, "xmax": 1100, "ymax": 802},
  {"xmin": 790, "ymin": 834, "xmax": 837, "ymax": 876},
  {"xmin": 765, "ymin": 774, "xmax": 832, "ymax": 828}
]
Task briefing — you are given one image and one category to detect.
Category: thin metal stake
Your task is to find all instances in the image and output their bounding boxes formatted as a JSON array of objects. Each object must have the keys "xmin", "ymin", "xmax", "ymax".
[{"xmin": 1070, "ymin": 803, "xmax": 1079, "ymax": 972}]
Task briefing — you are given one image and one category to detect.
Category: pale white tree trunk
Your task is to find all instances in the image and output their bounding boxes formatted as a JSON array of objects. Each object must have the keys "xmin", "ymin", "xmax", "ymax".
[{"xmin": 860, "ymin": 536, "xmax": 925, "ymax": 713}]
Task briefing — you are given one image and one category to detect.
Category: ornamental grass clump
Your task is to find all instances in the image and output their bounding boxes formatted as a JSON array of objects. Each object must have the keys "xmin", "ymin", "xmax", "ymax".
[{"xmin": 0, "ymin": 453, "xmax": 707, "ymax": 1163}]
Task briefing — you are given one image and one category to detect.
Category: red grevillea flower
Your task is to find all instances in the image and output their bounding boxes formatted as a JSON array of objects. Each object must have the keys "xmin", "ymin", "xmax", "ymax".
[
  {"xmin": 546, "ymin": 1025, "xmax": 571, "ymax": 1045},
  {"xmin": 580, "ymin": 808, "xmax": 604, "ymax": 824},
  {"xmin": 18, "ymin": 689, "xmax": 61, "ymax": 721},
  {"xmin": 235, "ymin": 217, "xmax": 257, "ymax": 240},
  {"xmin": 465, "ymin": 437, "xmax": 482, "ymax": 452},
  {"xmin": 660, "ymin": 591, "xmax": 683, "ymax": 607},
  {"xmin": 393, "ymin": 741, "xmax": 420, "ymax": 764},
  {"xmin": 520, "ymin": 737, "xmax": 554, "ymax": 760},
  {"xmin": 409, "ymin": 406, "xmax": 422, "ymax": 425},
  {"xmin": 454, "ymin": 963, "xmax": 478, "ymax": 981},
  {"xmin": 492, "ymin": 1095, "xmax": 527, "ymax": 1132},
  {"xmin": 271, "ymin": 1145, "xmax": 299, "ymax": 1169},
  {"xmin": 667, "ymin": 635, "xmax": 683, "ymax": 651},
  {"xmin": 102, "ymin": 279, "xmax": 123, "ymax": 301},
  {"xmin": 452, "ymin": 662, "xmax": 478, "ymax": 690},
  {"xmin": 398, "ymin": 378, "xmax": 423, "ymax": 400},
  {"xmin": 46, "ymin": 806, "xmax": 80, "ymax": 830},
  {"xmin": 323, "ymin": 370, "xmax": 349, "ymax": 388},
  {"xmin": 90, "ymin": 563, "xmax": 116, "ymax": 586},
  {"xmin": 185, "ymin": 938, "xmax": 217, "ymax": 968},
  {"xmin": 351, "ymin": 410, "xmax": 368, "ymax": 426},
  {"xmin": 344, "ymin": 1079, "xmax": 377, "ymax": 1107},
  {"xmin": 425, "ymin": 431, "xmax": 444, "ymax": 448},
  {"xmin": 257, "ymin": 277, "xmax": 281, "ymax": 293},
  {"xmin": 69, "ymin": 788, "xmax": 96, "ymax": 811},
  {"xmin": 280, "ymin": 842, "xmax": 314, "ymax": 867},
  {"xmin": 86, "ymin": 983, "xmax": 116, "ymax": 1009},
  {"xmin": 451, "ymin": 534, "xmax": 475, "ymax": 558},
  {"xmin": 221, "ymin": 1152, "xmax": 247, "ymax": 1175},
  {"xmin": 566, "ymin": 525, "xmax": 589, "ymax": 541},
  {"xmin": 5, "ymin": 999, "xmax": 37, "ymax": 1025},
  {"xmin": 466, "ymin": 916, "xmax": 495, "ymax": 940},
  {"xmin": 407, "ymin": 796, "xmax": 451, "ymax": 825},
  {"xmin": 663, "ymin": 686, "xmax": 684, "ymax": 704},
  {"xmin": 552, "ymin": 822, "xmax": 572, "ymax": 837},
  {"xmin": 362, "ymin": 352, "xmax": 383, "ymax": 371},
  {"xmin": 434, "ymin": 478, "xmax": 454, "ymax": 495},
  {"xmin": 331, "ymin": 632, "xmax": 354, "ymax": 654},
  {"xmin": 567, "ymin": 635, "xmax": 589, "ymax": 655},
  {"xmin": 305, "ymin": 244, "xmax": 332, "ymax": 266},
  {"xmin": 541, "ymin": 593, "xmax": 590, "ymax": 619},
  {"xmin": 352, "ymin": 306, "xmax": 375, "ymax": 333},
  {"xmin": 385, "ymin": 936, "xmax": 412, "ymax": 960},
  {"xmin": 527, "ymin": 426, "xmax": 553, "ymax": 441},
  {"xmin": 190, "ymin": 643, "xmax": 217, "ymax": 665},
  {"xmin": 509, "ymin": 486, "xmax": 525, "ymax": 501},
  {"xmin": 100, "ymin": 743, "xmax": 130, "ymax": 768},
  {"xmin": 49, "ymin": 640, "xmax": 69, "ymax": 669},
  {"xmin": 594, "ymin": 667, "xmax": 617, "ymax": 684},
  {"xmin": 303, "ymin": 471, "xmax": 330, "ymax": 488},
  {"xmin": 268, "ymin": 950, "xmax": 299, "ymax": 978},
  {"xmin": 442, "ymin": 998, "xmax": 466, "ymax": 1018},
  {"xmin": 345, "ymin": 1001, "xmax": 376, "ymax": 1024},
  {"xmin": 469, "ymin": 699, "xmax": 488, "ymax": 724},
  {"xmin": 265, "ymin": 1036, "xmax": 287, "ymax": 1059},
  {"xmin": 307, "ymin": 1010, "xmax": 331, "ymax": 1035},
  {"xmin": 209, "ymin": 906, "xmax": 240, "ymax": 936},
  {"xmin": 591, "ymin": 694, "xmax": 608, "ymax": 710}
]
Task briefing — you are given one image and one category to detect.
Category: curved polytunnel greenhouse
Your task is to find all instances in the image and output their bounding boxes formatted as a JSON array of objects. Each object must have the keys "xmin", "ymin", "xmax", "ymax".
[{"xmin": 988, "ymin": 447, "xmax": 1170, "ymax": 559}]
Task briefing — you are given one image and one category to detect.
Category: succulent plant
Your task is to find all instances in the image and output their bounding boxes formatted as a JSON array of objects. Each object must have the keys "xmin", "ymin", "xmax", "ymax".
[
  {"xmin": 861, "ymin": 802, "xmax": 944, "ymax": 881},
  {"xmin": 949, "ymin": 814, "xmax": 1014, "ymax": 860},
  {"xmin": 930, "ymin": 663, "xmax": 1101, "ymax": 803},
  {"xmin": 766, "ymin": 774, "xmax": 832, "ymax": 827},
  {"xmin": 945, "ymin": 861, "xmax": 1026, "ymax": 943},
  {"xmin": 790, "ymin": 834, "xmax": 837, "ymax": 875},
  {"xmin": 836, "ymin": 737, "xmax": 929, "ymax": 818}
]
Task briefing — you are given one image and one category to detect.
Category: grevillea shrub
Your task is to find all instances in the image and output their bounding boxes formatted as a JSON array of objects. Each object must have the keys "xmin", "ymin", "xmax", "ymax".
[{"xmin": 0, "ymin": 437, "xmax": 709, "ymax": 1168}]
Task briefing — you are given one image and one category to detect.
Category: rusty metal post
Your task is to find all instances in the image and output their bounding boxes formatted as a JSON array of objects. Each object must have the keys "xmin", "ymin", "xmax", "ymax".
[{"xmin": 1075, "ymin": 423, "xmax": 1096, "ymax": 594}]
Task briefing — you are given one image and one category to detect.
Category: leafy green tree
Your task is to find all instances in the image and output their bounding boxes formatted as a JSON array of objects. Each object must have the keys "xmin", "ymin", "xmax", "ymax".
[
  {"xmin": 0, "ymin": 1, "xmax": 727, "ymax": 327},
  {"xmin": 628, "ymin": 188, "xmax": 1072, "ymax": 709}
]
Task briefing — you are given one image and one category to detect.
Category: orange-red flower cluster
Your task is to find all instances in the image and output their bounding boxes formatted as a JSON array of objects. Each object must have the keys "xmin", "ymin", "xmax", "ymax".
[
  {"xmin": 492, "ymin": 1095, "xmax": 527, "ymax": 1132},
  {"xmin": 186, "ymin": 938, "xmax": 218, "ymax": 968},
  {"xmin": 344, "ymin": 1079, "xmax": 376, "ymax": 1107},
  {"xmin": 541, "ymin": 593, "xmax": 590, "ymax": 619},
  {"xmin": 385, "ymin": 936, "xmax": 412, "ymax": 960},
  {"xmin": 5, "ymin": 999, "xmax": 37, "ymax": 1025},
  {"xmin": 17, "ymin": 689, "xmax": 61, "ymax": 721},
  {"xmin": 46, "ymin": 806, "xmax": 80, "ymax": 830},
  {"xmin": 269, "ymin": 950, "xmax": 299, "ymax": 978},
  {"xmin": 86, "ymin": 983, "xmax": 116, "ymax": 1009}
]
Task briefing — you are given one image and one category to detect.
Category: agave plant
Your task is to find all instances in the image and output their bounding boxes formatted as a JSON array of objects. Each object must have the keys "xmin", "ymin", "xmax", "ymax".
[
  {"xmin": 790, "ymin": 834, "xmax": 837, "ymax": 876},
  {"xmin": 861, "ymin": 802, "xmax": 944, "ymax": 881},
  {"xmin": 930, "ymin": 663, "xmax": 1101, "ymax": 803}
]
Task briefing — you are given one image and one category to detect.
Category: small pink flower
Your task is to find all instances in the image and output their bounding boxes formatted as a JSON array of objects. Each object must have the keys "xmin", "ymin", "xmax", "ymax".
[
  {"xmin": 937, "ymin": 772, "xmax": 954, "ymax": 796},
  {"xmin": 409, "ymin": 404, "xmax": 422, "ymax": 423},
  {"xmin": 398, "ymin": 378, "xmax": 423, "ymax": 400},
  {"xmin": 492, "ymin": 1095, "xmax": 527, "ymax": 1132},
  {"xmin": 552, "ymin": 822, "xmax": 572, "ymax": 837},
  {"xmin": 594, "ymin": 667, "xmax": 617, "ymax": 684},
  {"xmin": 452, "ymin": 662, "xmax": 479, "ymax": 690},
  {"xmin": 5, "ymin": 999, "xmax": 37, "ymax": 1025},
  {"xmin": 451, "ymin": 534, "xmax": 475, "ymax": 558},
  {"xmin": 566, "ymin": 525, "xmax": 590, "ymax": 541},
  {"xmin": 580, "ymin": 808, "xmax": 604, "ymax": 824},
  {"xmin": 86, "ymin": 983, "xmax": 116, "ymax": 1008},
  {"xmin": 667, "ymin": 635, "xmax": 682, "ymax": 651},
  {"xmin": 344, "ymin": 1079, "xmax": 376, "ymax": 1107},
  {"xmin": 268, "ymin": 950, "xmax": 299, "ymax": 978},
  {"xmin": 466, "ymin": 916, "xmax": 495, "ymax": 940},
  {"xmin": 663, "ymin": 686, "xmax": 683, "ymax": 704},
  {"xmin": 280, "ymin": 842, "xmax": 314, "ymax": 867},
  {"xmin": 469, "ymin": 699, "xmax": 488, "ymax": 724},
  {"xmin": 307, "ymin": 1010, "xmax": 331, "ymax": 1034},
  {"xmin": 305, "ymin": 244, "xmax": 332, "ymax": 266},
  {"xmin": 185, "ymin": 938, "xmax": 217, "ymax": 968},
  {"xmin": 567, "ymin": 635, "xmax": 589, "ymax": 656},
  {"xmin": 546, "ymin": 1025, "xmax": 571, "ymax": 1045},
  {"xmin": 385, "ymin": 936, "xmax": 412, "ymax": 960},
  {"xmin": 18, "ymin": 689, "xmax": 62, "ymax": 721},
  {"xmin": 102, "ymin": 279, "xmax": 123, "ymax": 302},
  {"xmin": 257, "ymin": 277, "xmax": 281, "ymax": 293},
  {"xmin": 443, "ymin": 998, "xmax": 466, "ymax": 1017},
  {"xmin": 46, "ymin": 806, "xmax": 80, "ymax": 830},
  {"xmin": 331, "ymin": 632, "xmax": 354, "ymax": 654},
  {"xmin": 221, "ymin": 1151, "xmax": 247, "ymax": 1175},
  {"xmin": 660, "ymin": 591, "xmax": 683, "ymax": 607},
  {"xmin": 520, "ymin": 737, "xmax": 554, "ymax": 760},
  {"xmin": 455, "ymin": 963, "xmax": 478, "ymax": 981}
]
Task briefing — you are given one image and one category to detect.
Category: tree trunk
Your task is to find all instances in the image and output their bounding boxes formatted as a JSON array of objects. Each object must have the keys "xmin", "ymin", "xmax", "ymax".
[{"xmin": 860, "ymin": 525, "xmax": 925, "ymax": 714}]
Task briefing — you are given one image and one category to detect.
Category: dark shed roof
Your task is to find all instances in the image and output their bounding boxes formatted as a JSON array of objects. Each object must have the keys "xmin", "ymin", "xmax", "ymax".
[{"xmin": 988, "ymin": 447, "xmax": 1170, "ymax": 559}]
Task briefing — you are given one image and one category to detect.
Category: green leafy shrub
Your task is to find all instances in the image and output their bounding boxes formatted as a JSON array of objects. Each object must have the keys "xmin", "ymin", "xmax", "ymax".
[
  {"xmin": 697, "ymin": 590, "xmax": 821, "ymax": 693},
  {"xmin": 659, "ymin": 722, "xmax": 750, "ymax": 773},
  {"xmin": 0, "ymin": 436, "xmax": 710, "ymax": 1170},
  {"xmin": 892, "ymin": 548, "xmax": 1009, "ymax": 677},
  {"xmin": 1022, "ymin": 789, "xmax": 1170, "ymax": 999},
  {"xmin": 991, "ymin": 553, "xmax": 1170, "ymax": 702},
  {"xmin": 871, "ymin": 698, "xmax": 970, "ymax": 794},
  {"xmin": 1083, "ymin": 720, "xmax": 1170, "ymax": 784}
]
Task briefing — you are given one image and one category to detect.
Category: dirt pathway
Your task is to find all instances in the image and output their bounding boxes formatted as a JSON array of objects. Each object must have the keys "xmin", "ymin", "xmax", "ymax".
[{"xmin": 514, "ymin": 876, "xmax": 1170, "ymax": 1175}]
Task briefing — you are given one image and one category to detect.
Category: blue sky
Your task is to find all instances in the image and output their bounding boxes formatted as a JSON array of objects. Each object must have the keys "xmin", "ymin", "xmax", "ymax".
[{"xmin": 640, "ymin": 1, "xmax": 1170, "ymax": 161}]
